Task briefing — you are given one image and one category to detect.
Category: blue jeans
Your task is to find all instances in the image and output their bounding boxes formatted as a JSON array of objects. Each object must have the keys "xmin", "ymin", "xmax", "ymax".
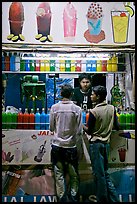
[{"xmin": 89, "ymin": 142, "xmax": 120, "ymax": 202}]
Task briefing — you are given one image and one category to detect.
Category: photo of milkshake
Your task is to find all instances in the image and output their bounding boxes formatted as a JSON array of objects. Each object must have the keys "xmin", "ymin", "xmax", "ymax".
[
  {"xmin": 7, "ymin": 2, "xmax": 25, "ymax": 42},
  {"xmin": 84, "ymin": 3, "xmax": 105, "ymax": 43},
  {"xmin": 111, "ymin": 11, "xmax": 129, "ymax": 43},
  {"xmin": 35, "ymin": 2, "xmax": 53, "ymax": 43},
  {"xmin": 63, "ymin": 2, "xmax": 77, "ymax": 41}
]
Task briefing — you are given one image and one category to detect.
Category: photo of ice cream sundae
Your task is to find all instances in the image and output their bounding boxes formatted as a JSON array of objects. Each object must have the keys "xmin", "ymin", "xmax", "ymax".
[{"xmin": 84, "ymin": 3, "xmax": 105, "ymax": 43}]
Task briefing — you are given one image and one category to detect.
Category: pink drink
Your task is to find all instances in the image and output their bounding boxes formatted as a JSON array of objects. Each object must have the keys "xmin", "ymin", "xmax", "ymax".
[{"xmin": 63, "ymin": 2, "xmax": 77, "ymax": 38}]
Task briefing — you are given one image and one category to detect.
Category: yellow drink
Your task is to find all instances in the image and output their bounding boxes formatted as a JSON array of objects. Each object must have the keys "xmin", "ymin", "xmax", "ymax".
[{"xmin": 111, "ymin": 11, "xmax": 129, "ymax": 43}]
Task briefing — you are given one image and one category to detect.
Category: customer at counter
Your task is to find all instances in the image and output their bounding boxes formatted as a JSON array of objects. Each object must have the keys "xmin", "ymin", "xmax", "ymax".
[
  {"xmin": 72, "ymin": 73, "xmax": 92, "ymax": 111},
  {"xmin": 50, "ymin": 84, "xmax": 83, "ymax": 202},
  {"xmin": 83, "ymin": 85, "xmax": 120, "ymax": 202}
]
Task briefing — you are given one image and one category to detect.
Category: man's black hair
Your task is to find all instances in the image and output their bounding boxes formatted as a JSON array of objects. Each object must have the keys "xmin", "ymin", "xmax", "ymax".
[
  {"xmin": 60, "ymin": 84, "xmax": 74, "ymax": 99},
  {"xmin": 78, "ymin": 73, "xmax": 92, "ymax": 83},
  {"xmin": 92, "ymin": 85, "xmax": 107, "ymax": 102}
]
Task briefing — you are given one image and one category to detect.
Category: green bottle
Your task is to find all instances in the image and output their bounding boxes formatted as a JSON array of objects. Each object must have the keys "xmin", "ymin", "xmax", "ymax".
[
  {"xmin": 50, "ymin": 60, "xmax": 55, "ymax": 71},
  {"xmin": 12, "ymin": 112, "xmax": 18, "ymax": 129},
  {"xmin": 6, "ymin": 112, "xmax": 12, "ymax": 129},
  {"xmin": 131, "ymin": 112, "xmax": 135, "ymax": 129},
  {"xmin": 2, "ymin": 112, "xmax": 6, "ymax": 129},
  {"xmin": 126, "ymin": 112, "xmax": 131, "ymax": 130},
  {"xmin": 119, "ymin": 112, "xmax": 126, "ymax": 130},
  {"xmin": 20, "ymin": 53, "xmax": 25, "ymax": 71},
  {"xmin": 65, "ymin": 60, "xmax": 71, "ymax": 72}
]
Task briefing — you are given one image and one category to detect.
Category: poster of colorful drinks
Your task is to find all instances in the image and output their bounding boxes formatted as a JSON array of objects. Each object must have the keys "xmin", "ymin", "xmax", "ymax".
[{"xmin": 2, "ymin": 2, "xmax": 135, "ymax": 45}]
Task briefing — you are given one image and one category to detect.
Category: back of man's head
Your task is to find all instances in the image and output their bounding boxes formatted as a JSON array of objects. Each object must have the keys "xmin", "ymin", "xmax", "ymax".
[{"xmin": 61, "ymin": 84, "xmax": 74, "ymax": 99}]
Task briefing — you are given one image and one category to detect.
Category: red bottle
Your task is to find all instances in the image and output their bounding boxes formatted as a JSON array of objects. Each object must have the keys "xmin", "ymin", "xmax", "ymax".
[
  {"xmin": 23, "ymin": 108, "xmax": 29, "ymax": 129},
  {"xmin": 29, "ymin": 108, "xmax": 35, "ymax": 129},
  {"xmin": 5, "ymin": 52, "xmax": 10, "ymax": 71},
  {"xmin": 86, "ymin": 112, "xmax": 89, "ymax": 127},
  {"xmin": 17, "ymin": 108, "xmax": 23, "ymax": 129}
]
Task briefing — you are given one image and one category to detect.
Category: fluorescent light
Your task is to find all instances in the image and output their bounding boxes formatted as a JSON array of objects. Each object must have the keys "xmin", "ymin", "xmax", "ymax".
[{"xmin": 21, "ymin": 53, "xmax": 110, "ymax": 61}]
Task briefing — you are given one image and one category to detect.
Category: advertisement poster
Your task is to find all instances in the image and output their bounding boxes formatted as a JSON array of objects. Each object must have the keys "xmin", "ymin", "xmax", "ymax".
[{"xmin": 2, "ymin": 2, "xmax": 135, "ymax": 45}]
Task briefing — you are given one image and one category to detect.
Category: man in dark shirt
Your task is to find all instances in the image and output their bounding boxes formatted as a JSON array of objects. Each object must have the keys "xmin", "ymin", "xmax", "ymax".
[{"xmin": 72, "ymin": 73, "xmax": 92, "ymax": 110}]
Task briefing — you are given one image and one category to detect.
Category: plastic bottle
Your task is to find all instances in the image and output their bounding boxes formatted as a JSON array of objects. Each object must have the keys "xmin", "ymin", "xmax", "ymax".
[
  {"xmin": 2, "ymin": 111, "xmax": 7, "ymax": 129},
  {"xmin": 111, "ymin": 54, "xmax": 118, "ymax": 72},
  {"xmin": 20, "ymin": 53, "xmax": 25, "ymax": 71},
  {"xmin": 12, "ymin": 112, "xmax": 17, "ymax": 129},
  {"xmin": 5, "ymin": 52, "xmax": 10, "ymax": 71},
  {"xmin": 17, "ymin": 108, "xmax": 23, "ymax": 129},
  {"xmin": 35, "ymin": 108, "xmax": 41, "ymax": 130},
  {"xmin": 91, "ymin": 57, "xmax": 96, "ymax": 72},
  {"xmin": 82, "ymin": 111, "xmax": 86, "ymax": 125},
  {"xmin": 126, "ymin": 112, "xmax": 132, "ymax": 130},
  {"xmin": 45, "ymin": 113, "xmax": 50, "ymax": 130},
  {"xmin": 102, "ymin": 60, "xmax": 107, "ymax": 71},
  {"xmin": 50, "ymin": 60, "xmax": 55, "ymax": 71},
  {"xmin": 40, "ymin": 108, "xmax": 46, "ymax": 130},
  {"xmin": 35, "ymin": 59, "xmax": 40, "ymax": 71},
  {"xmin": 55, "ymin": 60, "xmax": 60, "ymax": 72},
  {"xmin": 81, "ymin": 60, "xmax": 86, "ymax": 72},
  {"xmin": 86, "ymin": 111, "xmax": 89, "ymax": 127},
  {"xmin": 45, "ymin": 60, "xmax": 50, "ymax": 71},
  {"xmin": 96, "ymin": 60, "xmax": 102, "ymax": 72},
  {"xmin": 6, "ymin": 112, "xmax": 12, "ymax": 129},
  {"xmin": 29, "ymin": 108, "xmax": 35, "ymax": 129},
  {"xmin": 131, "ymin": 111, "xmax": 135, "ymax": 129},
  {"xmin": 2, "ymin": 52, "xmax": 5, "ymax": 71},
  {"xmin": 15, "ymin": 52, "xmax": 20, "ymax": 71},
  {"xmin": 107, "ymin": 57, "xmax": 112, "ymax": 72},
  {"xmin": 23, "ymin": 108, "xmax": 29, "ymax": 129},
  {"xmin": 30, "ymin": 54, "xmax": 35, "ymax": 71},
  {"xmin": 76, "ymin": 60, "xmax": 81, "ymax": 71},
  {"xmin": 118, "ymin": 53, "xmax": 126, "ymax": 71},
  {"xmin": 65, "ymin": 59, "xmax": 71, "ymax": 71},
  {"xmin": 10, "ymin": 52, "xmax": 16, "ymax": 71},
  {"xmin": 59, "ymin": 59, "xmax": 65, "ymax": 71},
  {"xmin": 86, "ymin": 60, "xmax": 92, "ymax": 72},
  {"xmin": 119, "ymin": 111, "xmax": 126, "ymax": 130},
  {"xmin": 40, "ymin": 59, "xmax": 45, "ymax": 71},
  {"xmin": 25, "ymin": 54, "xmax": 30, "ymax": 71},
  {"xmin": 71, "ymin": 60, "xmax": 76, "ymax": 71}
]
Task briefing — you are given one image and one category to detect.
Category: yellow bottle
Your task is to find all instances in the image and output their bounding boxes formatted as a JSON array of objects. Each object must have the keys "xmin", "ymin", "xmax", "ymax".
[
  {"xmin": 71, "ymin": 60, "xmax": 76, "ymax": 71},
  {"xmin": 59, "ymin": 59, "xmax": 65, "ymax": 71},
  {"xmin": 111, "ymin": 54, "xmax": 118, "ymax": 72},
  {"xmin": 40, "ymin": 60, "xmax": 45, "ymax": 71},
  {"xmin": 96, "ymin": 60, "xmax": 102, "ymax": 72},
  {"xmin": 107, "ymin": 58, "xmax": 112, "ymax": 72},
  {"xmin": 45, "ymin": 60, "xmax": 50, "ymax": 71}
]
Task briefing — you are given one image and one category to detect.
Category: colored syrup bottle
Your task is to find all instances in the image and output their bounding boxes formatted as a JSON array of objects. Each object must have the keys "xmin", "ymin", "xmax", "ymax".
[
  {"xmin": 15, "ymin": 52, "xmax": 20, "ymax": 71},
  {"xmin": 96, "ymin": 60, "xmax": 102, "ymax": 72},
  {"xmin": 2, "ymin": 52, "xmax": 5, "ymax": 71},
  {"xmin": 29, "ymin": 108, "xmax": 35, "ymax": 129},
  {"xmin": 111, "ymin": 54, "xmax": 118, "ymax": 72},
  {"xmin": 17, "ymin": 108, "xmax": 23, "ymax": 129},
  {"xmin": 76, "ymin": 60, "xmax": 81, "ymax": 71},
  {"xmin": 65, "ymin": 59, "xmax": 71, "ymax": 71},
  {"xmin": 12, "ymin": 112, "xmax": 17, "ymax": 129},
  {"xmin": 20, "ymin": 53, "xmax": 25, "ymax": 71},
  {"xmin": 45, "ymin": 60, "xmax": 50, "ymax": 71},
  {"xmin": 119, "ymin": 112, "xmax": 126, "ymax": 130},
  {"xmin": 126, "ymin": 112, "xmax": 132, "ymax": 130},
  {"xmin": 2, "ymin": 112, "xmax": 7, "ymax": 129},
  {"xmin": 35, "ymin": 59, "xmax": 40, "ymax": 71},
  {"xmin": 107, "ymin": 58, "xmax": 112, "ymax": 72},
  {"xmin": 6, "ymin": 112, "xmax": 12, "ymax": 129},
  {"xmin": 5, "ymin": 52, "xmax": 10, "ymax": 71},
  {"xmin": 30, "ymin": 54, "xmax": 35, "ymax": 71},
  {"xmin": 81, "ymin": 60, "xmax": 86, "ymax": 72},
  {"xmin": 35, "ymin": 108, "xmax": 41, "ymax": 130},
  {"xmin": 102, "ymin": 60, "xmax": 107, "ymax": 71},
  {"xmin": 131, "ymin": 112, "xmax": 135, "ymax": 129},
  {"xmin": 86, "ymin": 60, "xmax": 92, "ymax": 72},
  {"xmin": 118, "ymin": 53, "xmax": 126, "ymax": 71},
  {"xmin": 91, "ymin": 58, "xmax": 96, "ymax": 72},
  {"xmin": 45, "ymin": 113, "xmax": 50, "ymax": 130},
  {"xmin": 86, "ymin": 111, "xmax": 89, "ymax": 127},
  {"xmin": 71, "ymin": 60, "xmax": 76, "ymax": 71},
  {"xmin": 82, "ymin": 111, "xmax": 86, "ymax": 125},
  {"xmin": 59, "ymin": 59, "xmax": 65, "ymax": 71},
  {"xmin": 40, "ymin": 60, "xmax": 45, "ymax": 71},
  {"xmin": 55, "ymin": 60, "xmax": 60, "ymax": 72},
  {"xmin": 23, "ymin": 108, "xmax": 29, "ymax": 129},
  {"xmin": 50, "ymin": 60, "xmax": 55, "ymax": 71},
  {"xmin": 10, "ymin": 52, "xmax": 16, "ymax": 71},
  {"xmin": 40, "ymin": 108, "xmax": 46, "ymax": 130}
]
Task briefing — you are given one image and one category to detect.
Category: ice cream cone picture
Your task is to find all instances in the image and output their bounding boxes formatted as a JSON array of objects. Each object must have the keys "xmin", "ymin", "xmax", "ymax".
[
  {"xmin": 35, "ymin": 2, "xmax": 53, "ymax": 43},
  {"xmin": 84, "ymin": 3, "xmax": 105, "ymax": 43},
  {"xmin": 7, "ymin": 2, "xmax": 25, "ymax": 42}
]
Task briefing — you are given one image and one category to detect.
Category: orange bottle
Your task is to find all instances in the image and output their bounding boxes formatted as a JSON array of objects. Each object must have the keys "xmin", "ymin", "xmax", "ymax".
[
  {"xmin": 86, "ymin": 112, "xmax": 89, "ymax": 127},
  {"xmin": 23, "ymin": 108, "xmax": 29, "ymax": 129},
  {"xmin": 17, "ymin": 108, "xmax": 23, "ymax": 129}
]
